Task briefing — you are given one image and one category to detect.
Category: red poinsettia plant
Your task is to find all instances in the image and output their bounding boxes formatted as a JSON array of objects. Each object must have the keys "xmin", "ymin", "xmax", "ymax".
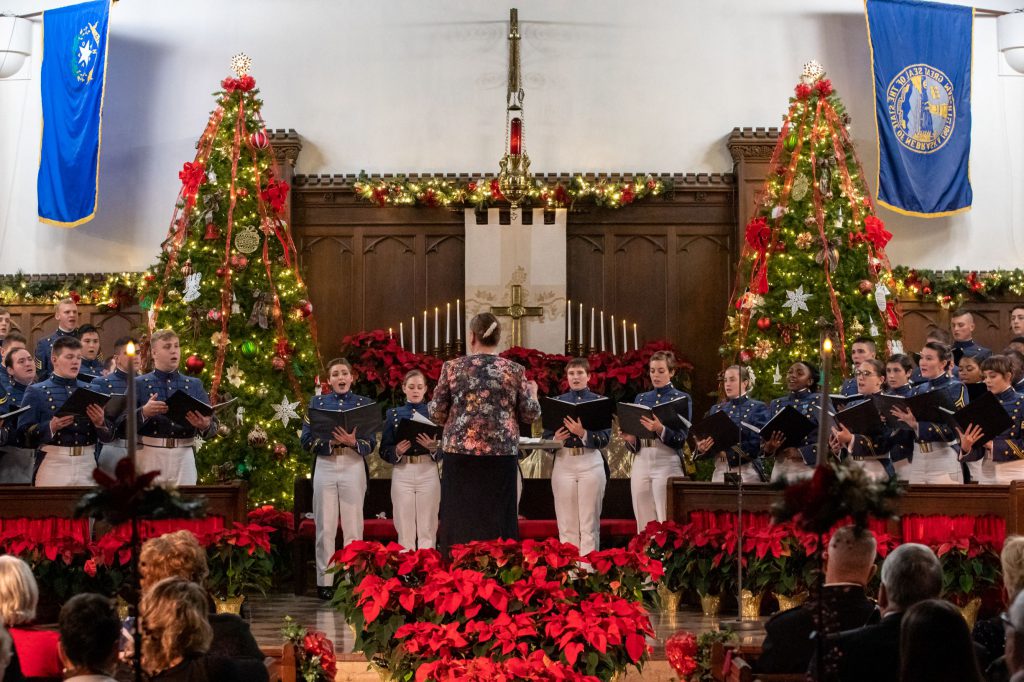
[
  {"xmin": 199, "ymin": 522, "xmax": 275, "ymax": 599},
  {"xmin": 340, "ymin": 331, "xmax": 693, "ymax": 405},
  {"xmin": 328, "ymin": 538, "xmax": 657, "ymax": 681},
  {"xmin": 282, "ymin": 616, "xmax": 336, "ymax": 682},
  {"xmin": 934, "ymin": 534, "xmax": 1001, "ymax": 606},
  {"xmin": 630, "ymin": 520, "xmax": 692, "ymax": 592}
]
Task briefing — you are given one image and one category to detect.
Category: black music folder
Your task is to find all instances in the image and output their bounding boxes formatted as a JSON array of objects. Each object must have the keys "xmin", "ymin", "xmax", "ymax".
[
  {"xmin": 829, "ymin": 393, "xmax": 862, "ymax": 410},
  {"xmin": 102, "ymin": 394, "xmax": 128, "ymax": 420},
  {"xmin": 742, "ymin": 405, "xmax": 815, "ymax": 451},
  {"xmin": 835, "ymin": 399, "xmax": 886, "ymax": 439},
  {"xmin": 965, "ymin": 382, "xmax": 988, "ymax": 401},
  {"xmin": 166, "ymin": 390, "xmax": 236, "ymax": 426},
  {"xmin": 309, "ymin": 403, "xmax": 383, "ymax": 440},
  {"xmin": 77, "ymin": 371, "xmax": 99, "ymax": 384},
  {"xmin": 871, "ymin": 389, "xmax": 955, "ymax": 426},
  {"xmin": 56, "ymin": 387, "xmax": 111, "ymax": 418},
  {"xmin": 616, "ymin": 396, "xmax": 690, "ymax": 439},
  {"xmin": 940, "ymin": 391, "xmax": 1012, "ymax": 450},
  {"xmin": 0, "ymin": 405, "xmax": 29, "ymax": 422},
  {"xmin": 541, "ymin": 396, "xmax": 614, "ymax": 433},
  {"xmin": 689, "ymin": 410, "xmax": 741, "ymax": 453},
  {"xmin": 395, "ymin": 413, "xmax": 443, "ymax": 456}
]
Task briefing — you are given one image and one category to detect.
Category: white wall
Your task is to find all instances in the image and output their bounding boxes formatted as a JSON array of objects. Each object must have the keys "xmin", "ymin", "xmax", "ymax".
[{"xmin": 1, "ymin": 0, "xmax": 1023, "ymax": 273}]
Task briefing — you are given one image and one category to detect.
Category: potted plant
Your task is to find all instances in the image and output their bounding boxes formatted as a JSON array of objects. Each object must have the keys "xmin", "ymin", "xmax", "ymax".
[
  {"xmin": 629, "ymin": 520, "xmax": 690, "ymax": 611},
  {"xmin": 204, "ymin": 522, "xmax": 274, "ymax": 613},
  {"xmin": 935, "ymin": 535, "xmax": 1000, "ymax": 629},
  {"xmin": 685, "ymin": 526, "xmax": 737, "ymax": 617},
  {"xmin": 741, "ymin": 524, "xmax": 792, "ymax": 618},
  {"xmin": 281, "ymin": 616, "xmax": 337, "ymax": 682},
  {"xmin": 768, "ymin": 523, "xmax": 819, "ymax": 610}
]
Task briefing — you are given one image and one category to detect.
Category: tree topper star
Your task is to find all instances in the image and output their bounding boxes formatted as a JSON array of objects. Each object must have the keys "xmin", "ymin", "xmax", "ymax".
[
  {"xmin": 783, "ymin": 286, "xmax": 812, "ymax": 316},
  {"xmin": 271, "ymin": 395, "xmax": 300, "ymax": 427}
]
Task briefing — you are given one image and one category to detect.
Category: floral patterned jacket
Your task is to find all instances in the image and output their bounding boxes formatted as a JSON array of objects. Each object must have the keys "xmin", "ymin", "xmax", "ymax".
[{"xmin": 428, "ymin": 354, "xmax": 541, "ymax": 457}]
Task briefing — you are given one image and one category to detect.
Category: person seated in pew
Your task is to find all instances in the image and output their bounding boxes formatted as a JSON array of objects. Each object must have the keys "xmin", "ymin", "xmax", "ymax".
[
  {"xmin": 621, "ymin": 351, "xmax": 692, "ymax": 533},
  {"xmin": 839, "ymin": 336, "xmax": 877, "ymax": 396},
  {"xmin": 831, "ymin": 359, "xmax": 896, "ymax": 482},
  {"xmin": 541, "ymin": 358, "xmax": 610, "ymax": 556},
  {"xmin": 0, "ymin": 555, "xmax": 60, "ymax": 680},
  {"xmin": 57, "ymin": 593, "xmax": 121, "ymax": 682},
  {"xmin": 755, "ymin": 525, "xmax": 879, "ymax": 675},
  {"xmin": 958, "ymin": 355, "xmax": 1024, "ymax": 485},
  {"xmin": 762, "ymin": 361, "xmax": 827, "ymax": 482},
  {"xmin": 891, "ymin": 341, "xmax": 968, "ymax": 484},
  {"xmin": 899, "ymin": 599, "xmax": 985, "ymax": 682},
  {"xmin": 693, "ymin": 364, "xmax": 767, "ymax": 483},
  {"xmin": 18, "ymin": 336, "xmax": 113, "ymax": 486},
  {"xmin": 379, "ymin": 369, "xmax": 441, "ymax": 552},
  {"xmin": 971, "ymin": 535, "xmax": 1024, "ymax": 676}
]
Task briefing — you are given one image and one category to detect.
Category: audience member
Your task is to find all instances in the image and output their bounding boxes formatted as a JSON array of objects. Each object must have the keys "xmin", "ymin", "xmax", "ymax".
[
  {"xmin": 57, "ymin": 594, "xmax": 120, "ymax": 682},
  {"xmin": 0, "ymin": 556, "xmax": 58, "ymax": 680},
  {"xmin": 814, "ymin": 542, "xmax": 942, "ymax": 682},
  {"xmin": 899, "ymin": 598, "xmax": 983, "ymax": 682},
  {"xmin": 975, "ymin": 536, "xmax": 1024, "ymax": 677},
  {"xmin": 756, "ymin": 525, "xmax": 878, "ymax": 674},
  {"xmin": 1003, "ymin": 590, "xmax": 1024, "ymax": 682}
]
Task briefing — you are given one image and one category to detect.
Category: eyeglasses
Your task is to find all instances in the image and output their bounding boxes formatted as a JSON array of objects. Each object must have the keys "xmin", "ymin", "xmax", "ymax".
[
  {"xmin": 854, "ymin": 371, "xmax": 879, "ymax": 378},
  {"xmin": 1002, "ymin": 611, "xmax": 1017, "ymax": 630}
]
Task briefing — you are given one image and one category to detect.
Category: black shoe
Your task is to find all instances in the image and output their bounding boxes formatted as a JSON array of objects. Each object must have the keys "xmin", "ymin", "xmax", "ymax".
[{"xmin": 316, "ymin": 586, "xmax": 334, "ymax": 601}]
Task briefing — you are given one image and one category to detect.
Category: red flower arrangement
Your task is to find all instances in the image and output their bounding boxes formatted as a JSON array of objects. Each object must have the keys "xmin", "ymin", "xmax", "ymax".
[
  {"xmin": 340, "ymin": 331, "xmax": 693, "ymax": 406},
  {"xmin": 282, "ymin": 617, "xmax": 336, "ymax": 682},
  {"xmin": 665, "ymin": 631, "xmax": 698, "ymax": 679}
]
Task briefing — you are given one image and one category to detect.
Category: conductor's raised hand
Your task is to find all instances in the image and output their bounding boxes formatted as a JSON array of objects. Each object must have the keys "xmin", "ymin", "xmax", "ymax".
[{"xmin": 142, "ymin": 393, "xmax": 167, "ymax": 419}]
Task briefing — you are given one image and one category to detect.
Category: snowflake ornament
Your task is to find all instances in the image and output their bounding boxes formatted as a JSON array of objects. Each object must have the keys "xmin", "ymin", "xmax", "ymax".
[
  {"xmin": 801, "ymin": 60, "xmax": 825, "ymax": 84},
  {"xmin": 230, "ymin": 53, "xmax": 252, "ymax": 77},
  {"xmin": 783, "ymin": 286, "xmax": 812, "ymax": 315},
  {"xmin": 182, "ymin": 272, "xmax": 202, "ymax": 303},
  {"xmin": 271, "ymin": 395, "xmax": 300, "ymax": 427}
]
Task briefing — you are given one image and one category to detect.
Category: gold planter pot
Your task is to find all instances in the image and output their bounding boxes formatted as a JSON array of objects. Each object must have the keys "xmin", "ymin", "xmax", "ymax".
[
  {"xmin": 214, "ymin": 595, "xmax": 245, "ymax": 615},
  {"xmin": 959, "ymin": 597, "xmax": 982, "ymax": 631},
  {"xmin": 775, "ymin": 591, "xmax": 809, "ymax": 612},
  {"xmin": 699, "ymin": 592, "xmax": 722, "ymax": 618},
  {"xmin": 740, "ymin": 589, "xmax": 764, "ymax": 620},
  {"xmin": 656, "ymin": 582, "xmax": 682, "ymax": 613}
]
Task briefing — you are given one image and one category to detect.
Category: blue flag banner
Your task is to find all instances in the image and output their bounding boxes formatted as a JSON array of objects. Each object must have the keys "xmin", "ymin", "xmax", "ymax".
[
  {"xmin": 37, "ymin": 0, "xmax": 110, "ymax": 227},
  {"xmin": 865, "ymin": 0, "xmax": 972, "ymax": 217}
]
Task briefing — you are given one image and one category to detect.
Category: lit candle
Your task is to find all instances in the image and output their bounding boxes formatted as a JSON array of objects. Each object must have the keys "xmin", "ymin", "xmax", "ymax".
[
  {"xmin": 434, "ymin": 307, "xmax": 439, "ymax": 348},
  {"xmin": 400, "ymin": 322, "xmax": 405, "ymax": 349},
  {"xmin": 816, "ymin": 336, "xmax": 833, "ymax": 469},
  {"xmin": 411, "ymin": 316, "xmax": 416, "ymax": 354},
  {"xmin": 611, "ymin": 315, "xmax": 617, "ymax": 355},
  {"xmin": 389, "ymin": 327, "xmax": 393, "ymax": 340},
  {"xmin": 622, "ymin": 318, "xmax": 627, "ymax": 352},
  {"xmin": 125, "ymin": 341, "xmax": 137, "ymax": 469},
  {"xmin": 423, "ymin": 310, "xmax": 428, "ymax": 352},
  {"xmin": 633, "ymin": 323, "xmax": 638, "ymax": 351},
  {"xmin": 578, "ymin": 303, "xmax": 583, "ymax": 349},
  {"xmin": 446, "ymin": 303, "xmax": 451, "ymax": 344},
  {"xmin": 600, "ymin": 311, "xmax": 606, "ymax": 352},
  {"xmin": 567, "ymin": 299, "xmax": 572, "ymax": 341},
  {"xmin": 456, "ymin": 299, "xmax": 461, "ymax": 340},
  {"xmin": 590, "ymin": 308, "xmax": 595, "ymax": 350}
]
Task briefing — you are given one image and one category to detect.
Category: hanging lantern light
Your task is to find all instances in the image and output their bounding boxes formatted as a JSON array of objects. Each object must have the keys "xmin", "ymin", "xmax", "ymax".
[{"xmin": 497, "ymin": 8, "xmax": 531, "ymax": 215}]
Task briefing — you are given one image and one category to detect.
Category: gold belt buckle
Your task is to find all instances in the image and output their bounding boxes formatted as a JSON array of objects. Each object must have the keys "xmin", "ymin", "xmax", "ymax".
[
  {"xmin": 570, "ymin": 447, "xmax": 583, "ymax": 456},
  {"xmin": 919, "ymin": 442, "xmax": 933, "ymax": 454},
  {"xmin": 68, "ymin": 446, "xmax": 85, "ymax": 457},
  {"xmin": 405, "ymin": 455, "xmax": 422, "ymax": 464},
  {"xmin": 639, "ymin": 438, "xmax": 656, "ymax": 448}
]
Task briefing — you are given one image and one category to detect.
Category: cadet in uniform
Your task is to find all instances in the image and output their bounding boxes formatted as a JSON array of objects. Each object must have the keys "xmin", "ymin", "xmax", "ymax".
[
  {"xmin": 542, "ymin": 358, "xmax": 611, "ymax": 556},
  {"xmin": 18, "ymin": 336, "xmax": 112, "ymax": 485},
  {"xmin": 891, "ymin": 341, "xmax": 968, "ymax": 484},
  {"xmin": 300, "ymin": 358, "xmax": 377, "ymax": 600},
  {"xmin": 694, "ymin": 365, "xmax": 768, "ymax": 483},
  {"xmin": 134, "ymin": 329, "xmax": 216, "ymax": 485},
  {"xmin": 622, "ymin": 350, "xmax": 692, "ymax": 533},
  {"xmin": 832, "ymin": 359, "xmax": 896, "ymax": 481},
  {"xmin": 951, "ymin": 309, "xmax": 992, "ymax": 362},
  {"xmin": 90, "ymin": 336, "xmax": 139, "ymax": 475},
  {"xmin": 0, "ymin": 307, "xmax": 11, "ymax": 347},
  {"xmin": 763, "ymin": 361, "xmax": 828, "ymax": 482},
  {"xmin": 959, "ymin": 355, "xmax": 1024, "ymax": 484},
  {"xmin": 884, "ymin": 354, "xmax": 915, "ymax": 480},
  {"xmin": 0, "ymin": 346, "xmax": 37, "ymax": 483},
  {"xmin": 0, "ymin": 332, "xmax": 28, "ymax": 394},
  {"xmin": 839, "ymin": 337, "xmax": 877, "ymax": 397},
  {"xmin": 76, "ymin": 324, "xmax": 105, "ymax": 378},
  {"xmin": 378, "ymin": 369, "xmax": 441, "ymax": 552},
  {"xmin": 34, "ymin": 298, "xmax": 79, "ymax": 382}
]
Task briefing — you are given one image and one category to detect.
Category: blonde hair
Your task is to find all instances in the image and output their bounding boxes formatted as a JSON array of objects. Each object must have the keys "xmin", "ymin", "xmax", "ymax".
[
  {"xmin": 54, "ymin": 297, "xmax": 76, "ymax": 314},
  {"xmin": 141, "ymin": 578, "xmax": 212, "ymax": 673},
  {"xmin": 139, "ymin": 531, "xmax": 209, "ymax": 589},
  {"xmin": 1002, "ymin": 536, "xmax": 1024, "ymax": 601},
  {"xmin": 150, "ymin": 328, "xmax": 178, "ymax": 346},
  {"xmin": 0, "ymin": 556, "xmax": 38, "ymax": 626}
]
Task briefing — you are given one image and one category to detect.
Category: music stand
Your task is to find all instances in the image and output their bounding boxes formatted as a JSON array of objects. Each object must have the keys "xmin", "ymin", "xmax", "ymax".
[{"xmin": 719, "ymin": 420, "xmax": 762, "ymax": 631}]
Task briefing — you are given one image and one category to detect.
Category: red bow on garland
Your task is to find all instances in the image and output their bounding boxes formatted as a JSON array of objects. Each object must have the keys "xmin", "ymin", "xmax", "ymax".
[
  {"xmin": 863, "ymin": 215, "xmax": 892, "ymax": 250},
  {"xmin": 178, "ymin": 162, "xmax": 206, "ymax": 197},
  {"xmin": 745, "ymin": 216, "xmax": 771, "ymax": 294},
  {"xmin": 221, "ymin": 75, "xmax": 255, "ymax": 93},
  {"xmin": 260, "ymin": 179, "xmax": 290, "ymax": 214}
]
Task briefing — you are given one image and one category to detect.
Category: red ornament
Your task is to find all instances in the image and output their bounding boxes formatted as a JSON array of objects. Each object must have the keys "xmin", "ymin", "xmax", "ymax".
[
  {"xmin": 756, "ymin": 317, "xmax": 772, "ymax": 331},
  {"xmin": 204, "ymin": 222, "xmax": 219, "ymax": 240},
  {"xmin": 237, "ymin": 187, "xmax": 248, "ymax": 198},
  {"xmin": 272, "ymin": 356, "xmax": 286, "ymax": 371},
  {"xmin": 858, "ymin": 279, "xmax": 873, "ymax": 295},
  {"xmin": 215, "ymin": 266, "xmax": 228, "ymax": 278},
  {"xmin": 738, "ymin": 349, "xmax": 753, "ymax": 363},
  {"xmin": 297, "ymin": 300, "xmax": 313, "ymax": 318},
  {"xmin": 180, "ymin": 258, "xmax": 194, "ymax": 277},
  {"xmin": 230, "ymin": 254, "xmax": 248, "ymax": 271},
  {"xmin": 184, "ymin": 354, "xmax": 205, "ymax": 374},
  {"xmin": 207, "ymin": 309, "xmax": 222, "ymax": 322},
  {"xmin": 69, "ymin": 291, "xmax": 81, "ymax": 303},
  {"xmin": 272, "ymin": 442, "xmax": 288, "ymax": 461},
  {"xmin": 249, "ymin": 130, "xmax": 270, "ymax": 149},
  {"xmin": 772, "ymin": 240, "xmax": 787, "ymax": 253},
  {"xmin": 144, "ymin": 274, "xmax": 156, "ymax": 283},
  {"xmin": 922, "ymin": 286, "xmax": 932, "ymax": 295}
]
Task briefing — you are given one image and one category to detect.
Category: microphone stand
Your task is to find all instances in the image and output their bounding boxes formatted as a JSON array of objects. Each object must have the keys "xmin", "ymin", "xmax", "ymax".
[{"xmin": 720, "ymin": 419, "xmax": 760, "ymax": 631}]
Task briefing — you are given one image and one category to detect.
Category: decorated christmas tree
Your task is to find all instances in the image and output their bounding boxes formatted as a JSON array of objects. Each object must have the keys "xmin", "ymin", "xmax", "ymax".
[
  {"xmin": 138, "ymin": 54, "xmax": 321, "ymax": 506},
  {"xmin": 722, "ymin": 62, "xmax": 901, "ymax": 399}
]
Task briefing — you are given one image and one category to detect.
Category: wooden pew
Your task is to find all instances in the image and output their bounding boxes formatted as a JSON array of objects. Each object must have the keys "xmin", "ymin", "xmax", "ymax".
[
  {"xmin": 667, "ymin": 479, "xmax": 1024, "ymax": 535},
  {"xmin": 0, "ymin": 482, "xmax": 249, "ymax": 529}
]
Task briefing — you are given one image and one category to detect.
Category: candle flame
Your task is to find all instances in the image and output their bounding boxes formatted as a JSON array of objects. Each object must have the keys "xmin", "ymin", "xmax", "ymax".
[
  {"xmin": 823, "ymin": 337, "xmax": 833, "ymax": 353},
  {"xmin": 126, "ymin": 341, "xmax": 136, "ymax": 357}
]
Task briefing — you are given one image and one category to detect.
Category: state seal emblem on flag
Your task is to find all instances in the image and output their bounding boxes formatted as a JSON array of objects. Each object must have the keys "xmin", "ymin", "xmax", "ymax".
[
  {"xmin": 71, "ymin": 20, "xmax": 102, "ymax": 83},
  {"xmin": 886, "ymin": 63, "xmax": 956, "ymax": 154}
]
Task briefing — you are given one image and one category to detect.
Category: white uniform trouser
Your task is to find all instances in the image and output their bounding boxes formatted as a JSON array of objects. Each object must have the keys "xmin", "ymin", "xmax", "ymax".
[
  {"xmin": 892, "ymin": 458, "xmax": 912, "ymax": 482},
  {"xmin": 314, "ymin": 449, "xmax": 366, "ymax": 587},
  {"xmin": 630, "ymin": 444, "xmax": 684, "ymax": 533},
  {"xmin": 849, "ymin": 458, "xmax": 890, "ymax": 482},
  {"xmin": 770, "ymin": 456, "xmax": 815, "ymax": 483},
  {"xmin": 551, "ymin": 448, "xmax": 606, "ymax": 556},
  {"xmin": 972, "ymin": 454, "xmax": 1024, "ymax": 485},
  {"xmin": 907, "ymin": 442, "xmax": 962, "ymax": 484},
  {"xmin": 137, "ymin": 445, "xmax": 197, "ymax": 485},
  {"xmin": 390, "ymin": 458, "xmax": 440, "ymax": 550},
  {"xmin": 711, "ymin": 454, "xmax": 762, "ymax": 484},
  {"xmin": 0, "ymin": 447, "xmax": 35, "ymax": 484},
  {"xmin": 97, "ymin": 443, "xmax": 128, "ymax": 476},
  {"xmin": 35, "ymin": 446, "xmax": 96, "ymax": 486}
]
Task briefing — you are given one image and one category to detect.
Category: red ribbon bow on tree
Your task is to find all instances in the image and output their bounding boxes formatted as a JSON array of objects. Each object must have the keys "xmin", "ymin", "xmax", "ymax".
[
  {"xmin": 178, "ymin": 162, "xmax": 206, "ymax": 197},
  {"xmin": 259, "ymin": 179, "xmax": 290, "ymax": 214},
  {"xmin": 221, "ymin": 75, "xmax": 255, "ymax": 93},
  {"xmin": 745, "ymin": 216, "xmax": 772, "ymax": 294},
  {"xmin": 863, "ymin": 215, "xmax": 892, "ymax": 251}
]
